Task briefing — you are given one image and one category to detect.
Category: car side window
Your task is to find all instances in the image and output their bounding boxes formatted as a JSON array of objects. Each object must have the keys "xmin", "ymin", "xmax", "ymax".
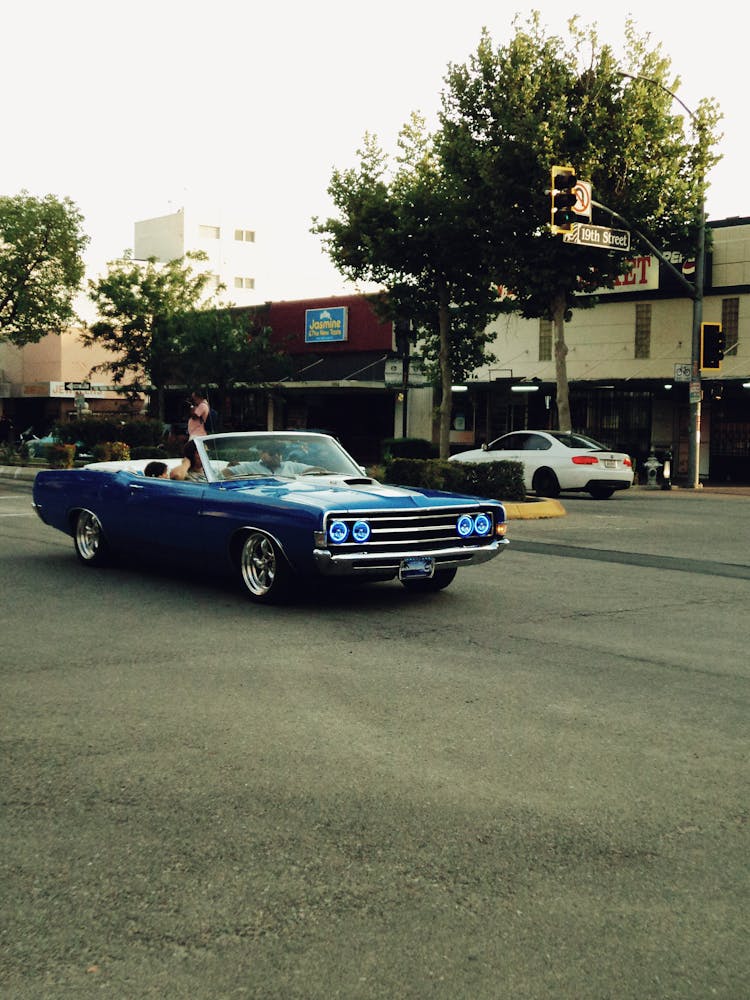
[
  {"xmin": 491, "ymin": 434, "xmax": 520, "ymax": 451},
  {"xmin": 526, "ymin": 434, "xmax": 552, "ymax": 451}
]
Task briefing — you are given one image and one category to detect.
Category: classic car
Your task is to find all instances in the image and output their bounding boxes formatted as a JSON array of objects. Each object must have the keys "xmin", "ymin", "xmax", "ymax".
[{"xmin": 32, "ymin": 431, "xmax": 508, "ymax": 602}]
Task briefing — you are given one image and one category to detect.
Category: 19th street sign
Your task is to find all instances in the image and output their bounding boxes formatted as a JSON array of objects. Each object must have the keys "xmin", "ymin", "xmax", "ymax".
[{"xmin": 563, "ymin": 223, "xmax": 631, "ymax": 252}]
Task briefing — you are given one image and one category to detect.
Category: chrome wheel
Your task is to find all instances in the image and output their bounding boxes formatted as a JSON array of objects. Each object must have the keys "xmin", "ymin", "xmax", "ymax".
[
  {"xmin": 74, "ymin": 510, "xmax": 110, "ymax": 565},
  {"xmin": 239, "ymin": 532, "xmax": 290, "ymax": 601}
]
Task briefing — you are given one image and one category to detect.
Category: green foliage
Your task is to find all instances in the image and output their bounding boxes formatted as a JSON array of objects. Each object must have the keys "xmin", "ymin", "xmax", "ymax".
[
  {"xmin": 45, "ymin": 443, "xmax": 76, "ymax": 468},
  {"xmin": 384, "ymin": 457, "xmax": 525, "ymax": 501},
  {"xmin": 54, "ymin": 418, "xmax": 164, "ymax": 449},
  {"xmin": 313, "ymin": 116, "xmax": 501, "ymax": 458},
  {"xmin": 0, "ymin": 191, "xmax": 88, "ymax": 345},
  {"xmin": 438, "ymin": 14, "xmax": 722, "ymax": 430},
  {"xmin": 93, "ymin": 442, "xmax": 131, "ymax": 462},
  {"xmin": 85, "ymin": 253, "xmax": 216, "ymax": 420},
  {"xmin": 381, "ymin": 437, "xmax": 436, "ymax": 460},
  {"xmin": 175, "ymin": 308, "xmax": 292, "ymax": 417},
  {"xmin": 0, "ymin": 443, "xmax": 22, "ymax": 466}
]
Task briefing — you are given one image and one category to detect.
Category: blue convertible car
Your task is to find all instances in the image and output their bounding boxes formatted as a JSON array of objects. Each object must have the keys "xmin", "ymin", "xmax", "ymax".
[{"xmin": 32, "ymin": 431, "xmax": 508, "ymax": 602}]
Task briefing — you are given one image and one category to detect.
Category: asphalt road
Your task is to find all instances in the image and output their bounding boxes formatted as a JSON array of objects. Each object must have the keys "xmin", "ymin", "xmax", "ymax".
[{"xmin": 1, "ymin": 483, "xmax": 748, "ymax": 999}]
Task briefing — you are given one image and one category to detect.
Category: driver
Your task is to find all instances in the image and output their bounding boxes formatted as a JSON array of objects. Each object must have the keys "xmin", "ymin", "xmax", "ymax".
[{"xmin": 225, "ymin": 447, "xmax": 320, "ymax": 478}]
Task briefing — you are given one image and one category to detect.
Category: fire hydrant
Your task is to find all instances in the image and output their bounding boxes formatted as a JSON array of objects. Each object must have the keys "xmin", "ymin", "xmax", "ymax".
[{"xmin": 643, "ymin": 450, "xmax": 661, "ymax": 487}]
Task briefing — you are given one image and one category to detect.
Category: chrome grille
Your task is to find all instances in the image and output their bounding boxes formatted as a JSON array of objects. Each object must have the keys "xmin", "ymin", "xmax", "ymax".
[{"xmin": 323, "ymin": 505, "xmax": 499, "ymax": 555}]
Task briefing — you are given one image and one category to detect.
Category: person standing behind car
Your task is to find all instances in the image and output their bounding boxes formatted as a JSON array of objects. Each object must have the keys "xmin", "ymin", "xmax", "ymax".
[{"xmin": 187, "ymin": 390, "xmax": 210, "ymax": 438}]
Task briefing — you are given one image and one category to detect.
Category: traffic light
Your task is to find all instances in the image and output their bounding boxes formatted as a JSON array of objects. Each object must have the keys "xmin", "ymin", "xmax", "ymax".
[
  {"xmin": 700, "ymin": 322, "xmax": 725, "ymax": 370},
  {"xmin": 550, "ymin": 165, "xmax": 577, "ymax": 234}
]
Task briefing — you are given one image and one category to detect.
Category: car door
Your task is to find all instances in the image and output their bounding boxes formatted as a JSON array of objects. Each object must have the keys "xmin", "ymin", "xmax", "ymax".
[
  {"xmin": 483, "ymin": 432, "xmax": 530, "ymax": 485},
  {"xmin": 117, "ymin": 474, "xmax": 211, "ymax": 560},
  {"xmin": 514, "ymin": 432, "xmax": 556, "ymax": 491}
]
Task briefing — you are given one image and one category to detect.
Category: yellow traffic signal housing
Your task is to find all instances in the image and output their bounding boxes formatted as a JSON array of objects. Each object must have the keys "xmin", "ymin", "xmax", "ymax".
[
  {"xmin": 550, "ymin": 165, "xmax": 577, "ymax": 234},
  {"xmin": 700, "ymin": 322, "xmax": 725, "ymax": 370}
]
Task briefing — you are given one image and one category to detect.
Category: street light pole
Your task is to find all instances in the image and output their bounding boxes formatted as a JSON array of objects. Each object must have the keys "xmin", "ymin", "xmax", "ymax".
[
  {"xmin": 618, "ymin": 73, "xmax": 705, "ymax": 488},
  {"xmin": 688, "ymin": 199, "xmax": 705, "ymax": 488}
]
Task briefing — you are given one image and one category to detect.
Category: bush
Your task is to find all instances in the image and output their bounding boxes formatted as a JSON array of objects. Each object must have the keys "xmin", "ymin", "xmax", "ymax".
[
  {"xmin": 55, "ymin": 418, "xmax": 164, "ymax": 450},
  {"xmin": 46, "ymin": 443, "xmax": 76, "ymax": 468},
  {"xmin": 384, "ymin": 457, "xmax": 525, "ymax": 501},
  {"xmin": 0, "ymin": 443, "xmax": 22, "ymax": 466},
  {"xmin": 381, "ymin": 437, "xmax": 437, "ymax": 461},
  {"xmin": 93, "ymin": 441, "xmax": 131, "ymax": 462}
]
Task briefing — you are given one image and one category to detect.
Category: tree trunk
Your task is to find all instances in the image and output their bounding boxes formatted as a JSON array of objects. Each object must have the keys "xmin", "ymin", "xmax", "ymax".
[
  {"xmin": 437, "ymin": 284, "xmax": 452, "ymax": 459},
  {"xmin": 552, "ymin": 292, "xmax": 571, "ymax": 432}
]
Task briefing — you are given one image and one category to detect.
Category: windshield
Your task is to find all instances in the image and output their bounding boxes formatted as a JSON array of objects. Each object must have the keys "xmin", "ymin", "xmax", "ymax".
[{"xmin": 197, "ymin": 432, "xmax": 365, "ymax": 483}]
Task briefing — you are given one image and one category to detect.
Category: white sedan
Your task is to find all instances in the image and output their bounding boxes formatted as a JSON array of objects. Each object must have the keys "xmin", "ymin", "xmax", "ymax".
[{"xmin": 450, "ymin": 430, "xmax": 634, "ymax": 500}]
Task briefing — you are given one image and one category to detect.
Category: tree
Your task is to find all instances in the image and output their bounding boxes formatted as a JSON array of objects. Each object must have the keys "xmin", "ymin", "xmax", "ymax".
[
  {"xmin": 176, "ymin": 307, "xmax": 292, "ymax": 421},
  {"xmin": 0, "ymin": 191, "xmax": 88, "ymax": 346},
  {"xmin": 313, "ymin": 116, "xmax": 500, "ymax": 458},
  {"xmin": 85, "ymin": 252, "xmax": 215, "ymax": 421},
  {"xmin": 438, "ymin": 15, "xmax": 722, "ymax": 430}
]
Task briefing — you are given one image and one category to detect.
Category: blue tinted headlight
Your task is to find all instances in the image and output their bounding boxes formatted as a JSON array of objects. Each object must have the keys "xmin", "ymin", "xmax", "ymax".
[
  {"xmin": 351, "ymin": 520, "xmax": 371, "ymax": 543},
  {"xmin": 457, "ymin": 514, "xmax": 474, "ymax": 537},
  {"xmin": 474, "ymin": 513, "xmax": 492, "ymax": 536},
  {"xmin": 328, "ymin": 520, "xmax": 349, "ymax": 544}
]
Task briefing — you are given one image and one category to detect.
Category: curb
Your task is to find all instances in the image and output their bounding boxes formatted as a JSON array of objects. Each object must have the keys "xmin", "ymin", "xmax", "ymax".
[
  {"xmin": 0, "ymin": 465, "xmax": 40, "ymax": 482},
  {"xmin": 503, "ymin": 497, "xmax": 567, "ymax": 519}
]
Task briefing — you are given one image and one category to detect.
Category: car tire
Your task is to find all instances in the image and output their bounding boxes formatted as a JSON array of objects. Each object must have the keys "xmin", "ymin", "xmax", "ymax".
[
  {"xmin": 589, "ymin": 485, "xmax": 615, "ymax": 500},
  {"xmin": 239, "ymin": 531, "xmax": 292, "ymax": 602},
  {"xmin": 73, "ymin": 510, "xmax": 111, "ymax": 566},
  {"xmin": 401, "ymin": 567, "xmax": 457, "ymax": 593},
  {"xmin": 533, "ymin": 469, "xmax": 560, "ymax": 498}
]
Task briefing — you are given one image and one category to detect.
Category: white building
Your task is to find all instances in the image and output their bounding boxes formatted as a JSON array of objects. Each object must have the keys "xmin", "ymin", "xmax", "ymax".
[{"xmin": 134, "ymin": 206, "xmax": 257, "ymax": 304}]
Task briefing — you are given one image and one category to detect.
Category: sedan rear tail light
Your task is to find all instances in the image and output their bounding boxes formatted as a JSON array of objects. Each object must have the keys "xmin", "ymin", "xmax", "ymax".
[
  {"xmin": 624, "ymin": 458, "xmax": 632, "ymax": 467},
  {"xmin": 572, "ymin": 455, "xmax": 599, "ymax": 465}
]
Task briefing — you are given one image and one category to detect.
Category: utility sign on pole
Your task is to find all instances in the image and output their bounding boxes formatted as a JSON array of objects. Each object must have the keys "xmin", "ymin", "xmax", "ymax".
[
  {"xmin": 563, "ymin": 223, "xmax": 631, "ymax": 252},
  {"xmin": 573, "ymin": 180, "xmax": 592, "ymax": 221}
]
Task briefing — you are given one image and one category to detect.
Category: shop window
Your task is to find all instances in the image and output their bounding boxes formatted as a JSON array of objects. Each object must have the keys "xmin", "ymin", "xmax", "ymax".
[
  {"xmin": 539, "ymin": 319, "xmax": 552, "ymax": 361},
  {"xmin": 634, "ymin": 303, "xmax": 651, "ymax": 359},
  {"xmin": 722, "ymin": 297, "xmax": 739, "ymax": 355}
]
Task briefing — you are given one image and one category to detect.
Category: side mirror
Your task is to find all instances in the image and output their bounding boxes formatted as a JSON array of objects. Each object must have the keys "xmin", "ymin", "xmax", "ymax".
[{"xmin": 481, "ymin": 443, "xmax": 489, "ymax": 452}]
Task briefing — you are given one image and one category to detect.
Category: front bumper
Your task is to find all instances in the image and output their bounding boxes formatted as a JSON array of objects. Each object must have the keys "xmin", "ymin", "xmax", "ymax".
[{"xmin": 312, "ymin": 537, "xmax": 508, "ymax": 577}]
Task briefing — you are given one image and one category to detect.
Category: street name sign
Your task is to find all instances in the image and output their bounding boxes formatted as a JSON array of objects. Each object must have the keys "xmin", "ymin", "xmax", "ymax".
[{"xmin": 563, "ymin": 223, "xmax": 631, "ymax": 252}]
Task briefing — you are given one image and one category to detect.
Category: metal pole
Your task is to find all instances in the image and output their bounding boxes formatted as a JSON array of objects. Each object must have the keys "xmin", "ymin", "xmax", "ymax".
[
  {"xmin": 687, "ymin": 201, "xmax": 705, "ymax": 489},
  {"xmin": 617, "ymin": 73, "xmax": 705, "ymax": 488}
]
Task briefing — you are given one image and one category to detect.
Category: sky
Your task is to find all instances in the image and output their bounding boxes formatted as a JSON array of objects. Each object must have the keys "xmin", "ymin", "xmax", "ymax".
[{"xmin": 3, "ymin": 0, "xmax": 749, "ymax": 306}]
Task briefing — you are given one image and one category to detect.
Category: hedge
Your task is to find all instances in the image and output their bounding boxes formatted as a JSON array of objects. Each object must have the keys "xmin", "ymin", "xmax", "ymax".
[
  {"xmin": 381, "ymin": 437, "xmax": 437, "ymax": 461},
  {"xmin": 54, "ymin": 418, "xmax": 165, "ymax": 449},
  {"xmin": 384, "ymin": 457, "xmax": 526, "ymax": 502}
]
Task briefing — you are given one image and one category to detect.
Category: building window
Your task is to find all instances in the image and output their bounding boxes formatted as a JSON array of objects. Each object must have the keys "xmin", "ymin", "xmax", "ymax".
[
  {"xmin": 634, "ymin": 303, "xmax": 651, "ymax": 359},
  {"xmin": 539, "ymin": 319, "xmax": 552, "ymax": 361},
  {"xmin": 234, "ymin": 229, "xmax": 255, "ymax": 242},
  {"xmin": 199, "ymin": 224, "xmax": 220, "ymax": 239},
  {"xmin": 234, "ymin": 276, "xmax": 255, "ymax": 289},
  {"xmin": 722, "ymin": 297, "xmax": 739, "ymax": 355}
]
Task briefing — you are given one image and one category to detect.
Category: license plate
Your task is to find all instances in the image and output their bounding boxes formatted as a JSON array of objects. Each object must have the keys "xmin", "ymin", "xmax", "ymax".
[
  {"xmin": 399, "ymin": 556, "xmax": 435, "ymax": 580},
  {"xmin": 604, "ymin": 459, "xmax": 616, "ymax": 469}
]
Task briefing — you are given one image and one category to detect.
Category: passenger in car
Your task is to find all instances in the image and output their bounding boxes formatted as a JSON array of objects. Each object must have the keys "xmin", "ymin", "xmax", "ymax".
[
  {"xmin": 144, "ymin": 461, "xmax": 169, "ymax": 478},
  {"xmin": 170, "ymin": 440, "xmax": 207, "ymax": 482}
]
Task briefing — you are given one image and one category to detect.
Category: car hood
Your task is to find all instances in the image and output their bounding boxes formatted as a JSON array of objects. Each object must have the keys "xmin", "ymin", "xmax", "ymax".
[{"xmin": 220, "ymin": 475, "xmax": 492, "ymax": 512}]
